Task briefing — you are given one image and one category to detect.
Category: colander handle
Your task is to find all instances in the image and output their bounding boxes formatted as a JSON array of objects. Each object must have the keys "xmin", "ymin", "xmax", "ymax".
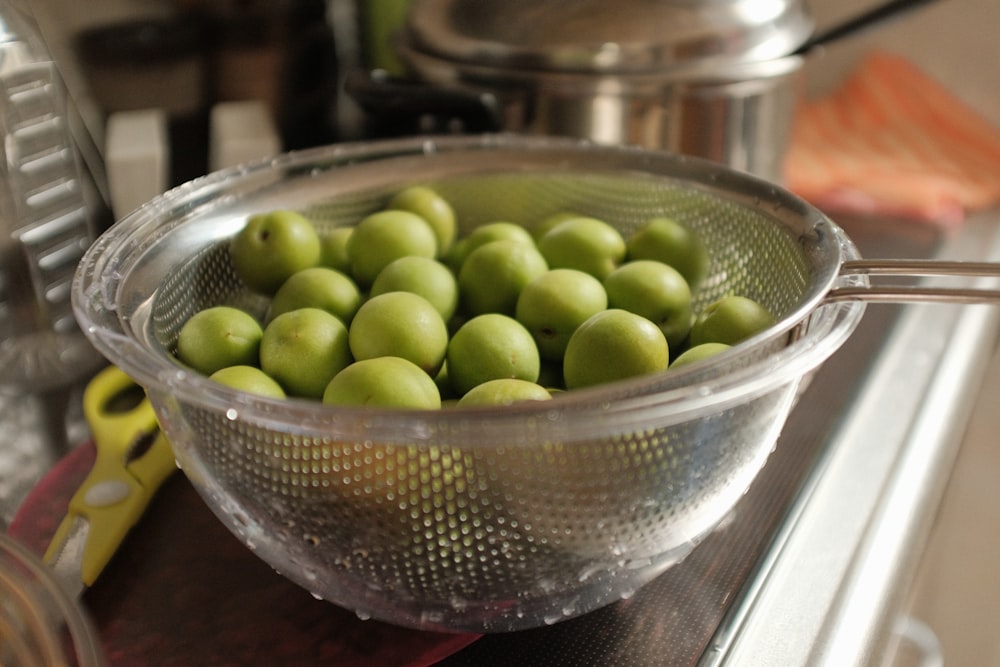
[{"xmin": 828, "ymin": 259, "xmax": 1000, "ymax": 303}]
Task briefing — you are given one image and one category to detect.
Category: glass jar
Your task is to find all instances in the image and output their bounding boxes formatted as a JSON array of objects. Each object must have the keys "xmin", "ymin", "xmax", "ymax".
[{"xmin": 0, "ymin": 534, "xmax": 105, "ymax": 667}]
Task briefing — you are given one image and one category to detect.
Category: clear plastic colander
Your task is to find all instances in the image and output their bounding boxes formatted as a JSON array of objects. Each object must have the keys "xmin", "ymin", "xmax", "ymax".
[{"xmin": 72, "ymin": 135, "xmax": 868, "ymax": 632}]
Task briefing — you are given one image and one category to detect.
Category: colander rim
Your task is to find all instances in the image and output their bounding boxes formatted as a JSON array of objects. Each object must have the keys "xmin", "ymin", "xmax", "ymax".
[{"xmin": 72, "ymin": 134, "xmax": 866, "ymax": 441}]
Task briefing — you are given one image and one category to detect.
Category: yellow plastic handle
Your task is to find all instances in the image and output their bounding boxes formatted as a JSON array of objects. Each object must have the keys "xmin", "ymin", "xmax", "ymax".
[{"xmin": 45, "ymin": 366, "xmax": 177, "ymax": 588}]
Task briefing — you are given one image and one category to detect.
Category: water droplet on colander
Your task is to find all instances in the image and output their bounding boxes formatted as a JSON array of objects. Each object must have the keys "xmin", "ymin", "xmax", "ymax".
[
  {"xmin": 421, "ymin": 610, "xmax": 445, "ymax": 625},
  {"xmin": 578, "ymin": 563, "xmax": 605, "ymax": 582},
  {"xmin": 310, "ymin": 591, "xmax": 324, "ymax": 601},
  {"xmin": 537, "ymin": 578, "xmax": 557, "ymax": 593},
  {"xmin": 354, "ymin": 609, "xmax": 372, "ymax": 621},
  {"xmin": 543, "ymin": 613, "xmax": 564, "ymax": 626},
  {"xmin": 619, "ymin": 588, "xmax": 636, "ymax": 601},
  {"xmin": 225, "ymin": 408, "xmax": 238, "ymax": 421}
]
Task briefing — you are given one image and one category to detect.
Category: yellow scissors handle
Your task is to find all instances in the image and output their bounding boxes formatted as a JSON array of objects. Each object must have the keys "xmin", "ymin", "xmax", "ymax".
[{"xmin": 44, "ymin": 366, "xmax": 177, "ymax": 588}]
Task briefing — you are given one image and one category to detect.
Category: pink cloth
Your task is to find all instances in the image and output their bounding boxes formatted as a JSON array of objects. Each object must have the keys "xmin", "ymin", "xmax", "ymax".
[{"xmin": 784, "ymin": 51, "xmax": 1000, "ymax": 227}]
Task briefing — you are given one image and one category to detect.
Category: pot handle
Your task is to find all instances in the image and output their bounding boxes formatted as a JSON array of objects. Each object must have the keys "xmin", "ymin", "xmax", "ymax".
[
  {"xmin": 344, "ymin": 69, "xmax": 504, "ymax": 136},
  {"xmin": 793, "ymin": 0, "xmax": 939, "ymax": 55}
]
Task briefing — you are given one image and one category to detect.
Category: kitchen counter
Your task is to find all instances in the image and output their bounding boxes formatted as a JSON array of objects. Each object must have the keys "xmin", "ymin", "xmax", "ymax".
[{"xmin": 903, "ymin": 316, "xmax": 1000, "ymax": 664}]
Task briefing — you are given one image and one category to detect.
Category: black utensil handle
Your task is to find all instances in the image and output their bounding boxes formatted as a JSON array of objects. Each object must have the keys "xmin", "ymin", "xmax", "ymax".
[
  {"xmin": 794, "ymin": 0, "xmax": 940, "ymax": 55},
  {"xmin": 344, "ymin": 69, "xmax": 504, "ymax": 135}
]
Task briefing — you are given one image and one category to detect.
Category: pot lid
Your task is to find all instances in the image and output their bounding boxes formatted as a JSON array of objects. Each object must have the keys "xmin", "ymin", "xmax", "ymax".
[{"xmin": 402, "ymin": 0, "xmax": 814, "ymax": 74}]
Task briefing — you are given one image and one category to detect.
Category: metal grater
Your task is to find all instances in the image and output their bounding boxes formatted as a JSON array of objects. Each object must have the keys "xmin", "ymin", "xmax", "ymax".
[{"xmin": 0, "ymin": 7, "xmax": 102, "ymax": 392}]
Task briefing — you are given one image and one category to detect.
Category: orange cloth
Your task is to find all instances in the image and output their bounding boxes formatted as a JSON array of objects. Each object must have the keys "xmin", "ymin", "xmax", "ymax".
[{"xmin": 784, "ymin": 51, "xmax": 1000, "ymax": 227}]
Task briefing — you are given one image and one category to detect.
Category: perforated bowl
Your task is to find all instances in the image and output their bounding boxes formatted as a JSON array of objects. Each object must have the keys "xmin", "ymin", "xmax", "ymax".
[{"xmin": 72, "ymin": 135, "xmax": 866, "ymax": 632}]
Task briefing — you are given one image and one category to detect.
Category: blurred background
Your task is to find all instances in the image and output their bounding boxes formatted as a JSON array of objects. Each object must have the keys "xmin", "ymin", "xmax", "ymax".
[{"xmin": 18, "ymin": 0, "xmax": 1000, "ymax": 208}]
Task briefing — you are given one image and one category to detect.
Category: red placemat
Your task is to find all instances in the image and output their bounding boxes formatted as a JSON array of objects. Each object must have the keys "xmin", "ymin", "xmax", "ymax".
[{"xmin": 8, "ymin": 443, "xmax": 480, "ymax": 666}]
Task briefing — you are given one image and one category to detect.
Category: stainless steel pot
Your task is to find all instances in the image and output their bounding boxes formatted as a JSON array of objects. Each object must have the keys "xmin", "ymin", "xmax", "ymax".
[
  {"xmin": 348, "ymin": 0, "xmax": 936, "ymax": 183},
  {"xmin": 353, "ymin": 0, "xmax": 812, "ymax": 182},
  {"xmin": 397, "ymin": 49, "xmax": 805, "ymax": 184}
]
